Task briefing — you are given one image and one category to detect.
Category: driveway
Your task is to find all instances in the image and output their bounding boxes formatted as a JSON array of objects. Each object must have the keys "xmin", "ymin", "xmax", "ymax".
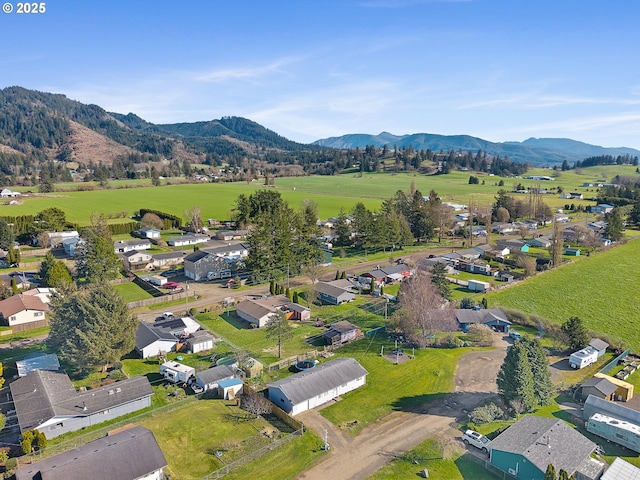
[{"xmin": 294, "ymin": 333, "xmax": 509, "ymax": 480}]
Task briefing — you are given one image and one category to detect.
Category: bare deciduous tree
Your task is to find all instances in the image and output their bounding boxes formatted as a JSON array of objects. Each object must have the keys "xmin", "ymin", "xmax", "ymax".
[
  {"xmin": 140, "ymin": 212, "xmax": 164, "ymax": 230},
  {"xmin": 301, "ymin": 262, "xmax": 322, "ymax": 285},
  {"xmin": 184, "ymin": 206, "xmax": 203, "ymax": 233},
  {"xmin": 241, "ymin": 393, "xmax": 273, "ymax": 418},
  {"xmin": 391, "ymin": 274, "xmax": 457, "ymax": 346},
  {"xmin": 466, "ymin": 324, "xmax": 493, "ymax": 347},
  {"xmin": 514, "ymin": 252, "xmax": 536, "ymax": 277}
]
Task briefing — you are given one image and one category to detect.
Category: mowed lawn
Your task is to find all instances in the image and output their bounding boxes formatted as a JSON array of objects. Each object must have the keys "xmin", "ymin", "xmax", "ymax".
[
  {"xmin": 320, "ymin": 338, "xmax": 470, "ymax": 434},
  {"xmin": 113, "ymin": 282, "xmax": 154, "ymax": 303},
  {"xmin": 486, "ymin": 238, "xmax": 640, "ymax": 351},
  {"xmin": 139, "ymin": 400, "xmax": 274, "ymax": 480}
]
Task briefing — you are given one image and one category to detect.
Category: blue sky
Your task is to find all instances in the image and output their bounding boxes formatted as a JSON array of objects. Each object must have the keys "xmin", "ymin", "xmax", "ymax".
[{"xmin": 2, "ymin": 0, "xmax": 640, "ymax": 148}]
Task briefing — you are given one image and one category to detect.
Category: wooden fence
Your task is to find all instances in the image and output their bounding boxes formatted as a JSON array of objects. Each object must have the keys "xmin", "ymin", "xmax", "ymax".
[
  {"xmin": 267, "ymin": 350, "xmax": 320, "ymax": 372},
  {"xmin": 126, "ymin": 291, "xmax": 195, "ymax": 309}
]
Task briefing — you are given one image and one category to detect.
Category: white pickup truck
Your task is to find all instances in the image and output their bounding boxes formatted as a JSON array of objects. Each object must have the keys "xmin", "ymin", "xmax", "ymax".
[{"xmin": 462, "ymin": 429, "xmax": 491, "ymax": 452}]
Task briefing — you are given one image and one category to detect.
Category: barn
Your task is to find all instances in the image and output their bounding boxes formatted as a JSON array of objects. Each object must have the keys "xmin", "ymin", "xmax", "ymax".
[{"xmin": 268, "ymin": 357, "xmax": 368, "ymax": 416}]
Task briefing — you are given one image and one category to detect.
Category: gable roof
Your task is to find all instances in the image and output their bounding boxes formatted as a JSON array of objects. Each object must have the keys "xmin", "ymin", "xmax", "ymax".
[
  {"xmin": 203, "ymin": 242, "xmax": 249, "ymax": 256},
  {"xmin": 10, "ymin": 370, "xmax": 153, "ymax": 432},
  {"xmin": 589, "ymin": 338, "xmax": 609, "ymax": 351},
  {"xmin": 490, "ymin": 416, "xmax": 595, "ymax": 475},
  {"xmin": 135, "ymin": 321, "xmax": 177, "ymax": 350},
  {"xmin": 0, "ymin": 294, "xmax": 48, "ymax": 317},
  {"xmin": 326, "ymin": 321, "xmax": 359, "ymax": 334},
  {"xmin": 122, "ymin": 249, "xmax": 152, "ymax": 259},
  {"xmin": 15, "ymin": 426, "xmax": 167, "ymax": 480},
  {"xmin": 583, "ymin": 394, "xmax": 640, "ymax": 424},
  {"xmin": 269, "ymin": 357, "xmax": 367, "ymax": 405},
  {"xmin": 455, "ymin": 309, "xmax": 510, "ymax": 326},
  {"xmin": 196, "ymin": 365, "xmax": 235, "ymax": 385},
  {"xmin": 315, "ymin": 282, "xmax": 353, "ymax": 298},
  {"xmin": 581, "ymin": 377, "xmax": 618, "ymax": 396},
  {"xmin": 184, "ymin": 250, "xmax": 210, "ymax": 262},
  {"xmin": 151, "ymin": 251, "xmax": 186, "ymax": 261}
]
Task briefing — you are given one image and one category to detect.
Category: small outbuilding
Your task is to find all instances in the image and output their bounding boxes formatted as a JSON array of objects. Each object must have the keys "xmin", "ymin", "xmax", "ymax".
[
  {"xmin": 565, "ymin": 247, "xmax": 581, "ymax": 256},
  {"xmin": 218, "ymin": 378, "xmax": 243, "ymax": 400},
  {"xmin": 589, "ymin": 338, "xmax": 609, "ymax": 358},
  {"xmin": 593, "ymin": 373, "xmax": 634, "ymax": 401},
  {"xmin": 195, "ymin": 365, "xmax": 235, "ymax": 392},
  {"xmin": 323, "ymin": 321, "xmax": 361, "ymax": 346},
  {"xmin": 186, "ymin": 330, "xmax": 215, "ymax": 353},
  {"xmin": 576, "ymin": 377, "xmax": 618, "ymax": 402}
]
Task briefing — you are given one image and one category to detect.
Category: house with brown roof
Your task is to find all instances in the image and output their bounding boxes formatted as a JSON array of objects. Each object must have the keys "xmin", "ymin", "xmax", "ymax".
[
  {"xmin": 0, "ymin": 294, "xmax": 49, "ymax": 332},
  {"xmin": 235, "ymin": 295, "xmax": 310, "ymax": 328}
]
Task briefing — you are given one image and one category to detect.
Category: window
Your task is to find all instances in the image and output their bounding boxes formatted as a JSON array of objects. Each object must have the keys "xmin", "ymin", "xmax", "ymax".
[
  {"xmin": 9, "ymin": 316, "xmax": 16, "ymax": 322},
  {"xmin": 34, "ymin": 312, "xmax": 43, "ymax": 317}
]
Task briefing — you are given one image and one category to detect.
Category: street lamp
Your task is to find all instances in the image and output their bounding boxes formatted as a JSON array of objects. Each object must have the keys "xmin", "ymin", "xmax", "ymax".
[{"xmin": 185, "ymin": 281, "xmax": 190, "ymax": 315}]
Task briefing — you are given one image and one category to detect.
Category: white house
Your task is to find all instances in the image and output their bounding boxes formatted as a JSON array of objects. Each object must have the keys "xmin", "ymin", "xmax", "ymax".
[
  {"xmin": 0, "ymin": 188, "xmax": 20, "ymax": 198},
  {"xmin": 0, "ymin": 294, "xmax": 49, "ymax": 332},
  {"xmin": 168, "ymin": 233, "xmax": 209, "ymax": 247},
  {"xmin": 138, "ymin": 227, "xmax": 161, "ymax": 239},
  {"xmin": 135, "ymin": 322, "xmax": 179, "ymax": 359},
  {"xmin": 235, "ymin": 295, "xmax": 310, "ymax": 328},
  {"xmin": 114, "ymin": 239, "xmax": 152, "ymax": 253},
  {"xmin": 14, "ymin": 426, "xmax": 167, "ymax": 480},
  {"xmin": 268, "ymin": 357, "xmax": 368, "ymax": 416},
  {"xmin": 47, "ymin": 230, "xmax": 80, "ymax": 247}
]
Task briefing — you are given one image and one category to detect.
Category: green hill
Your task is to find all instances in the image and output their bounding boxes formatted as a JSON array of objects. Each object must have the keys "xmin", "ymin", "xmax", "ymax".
[{"xmin": 486, "ymin": 238, "xmax": 640, "ymax": 351}]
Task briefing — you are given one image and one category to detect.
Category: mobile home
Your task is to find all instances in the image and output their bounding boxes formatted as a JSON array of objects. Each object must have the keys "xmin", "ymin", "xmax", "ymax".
[{"xmin": 587, "ymin": 413, "xmax": 640, "ymax": 453}]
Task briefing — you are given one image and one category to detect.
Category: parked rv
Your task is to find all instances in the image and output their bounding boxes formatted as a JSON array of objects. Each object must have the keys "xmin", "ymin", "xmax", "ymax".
[{"xmin": 569, "ymin": 346, "xmax": 599, "ymax": 369}]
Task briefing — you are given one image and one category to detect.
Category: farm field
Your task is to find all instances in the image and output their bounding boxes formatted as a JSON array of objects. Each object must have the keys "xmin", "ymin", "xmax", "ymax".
[
  {"xmin": 3, "ymin": 164, "xmax": 632, "ymax": 224},
  {"xmin": 486, "ymin": 238, "xmax": 640, "ymax": 351}
]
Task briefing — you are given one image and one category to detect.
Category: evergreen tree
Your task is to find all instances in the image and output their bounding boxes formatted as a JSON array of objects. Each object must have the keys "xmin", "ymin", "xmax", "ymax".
[
  {"xmin": 285, "ymin": 287, "xmax": 291, "ymax": 300},
  {"xmin": 604, "ymin": 208, "xmax": 624, "ymax": 241},
  {"xmin": 0, "ymin": 219, "xmax": 14, "ymax": 251},
  {"xmin": 545, "ymin": 463, "xmax": 557, "ymax": 480},
  {"xmin": 39, "ymin": 252, "xmax": 72, "ymax": 287},
  {"xmin": 431, "ymin": 263, "xmax": 451, "ymax": 300},
  {"xmin": 335, "ymin": 270, "xmax": 340, "ymax": 280},
  {"xmin": 522, "ymin": 338, "xmax": 555, "ymax": 406},
  {"xmin": 340, "ymin": 271, "xmax": 346, "ymax": 279},
  {"xmin": 292, "ymin": 291, "xmax": 299, "ymax": 304},
  {"xmin": 75, "ymin": 231, "xmax": 122, "ymax": 283},
  {"xmin": 269, "ymin": 280, "xmax": 275, "ymax": 295},
  {"xmin": 47, "ymin": 284, "xmax": 137, "ymax": 373},
  {"xmin": 497, "ymin": 341, "xmax": 537, "ymax": 412},
  {"xmin": 561, "ymin": 316, "xmax": 589, "ymax": 350},
  {"xmin": 558, "ymin": 469, "xmax": 569, "ymax": 480}
]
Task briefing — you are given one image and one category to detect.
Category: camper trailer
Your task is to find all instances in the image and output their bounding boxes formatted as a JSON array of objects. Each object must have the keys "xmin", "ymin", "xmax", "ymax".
[
  {"xmin": 587, "ymin": 413, "xmax": 640, "ymax": 453},
  {"xmin": 569, "ymin": 346, "xmax": 599, "ymax": 369},
  {"xmin": 160, "ymin": 361, "xmax": 195, "ymax": 384}
]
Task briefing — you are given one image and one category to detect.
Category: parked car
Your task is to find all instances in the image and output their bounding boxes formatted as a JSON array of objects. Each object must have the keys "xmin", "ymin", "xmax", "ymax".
[
  {"xmin": 164, "ymin": 282, "xmax": 181, "ymax": 289},
  {"xmin": 509, "ymin": 331, "xmax": 522, "ymax": 340},
  {"xmin": 162, "ymin": 312, "xmax": 175, "ymax": 319},
  {"xmin": 462, "ymin": 430, "xmax": 491, "ymax": 452}
]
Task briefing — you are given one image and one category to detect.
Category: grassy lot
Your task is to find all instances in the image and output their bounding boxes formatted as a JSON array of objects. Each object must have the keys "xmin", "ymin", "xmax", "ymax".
[
  {"xmin": 223, "ymin": 431, "xmax": 326, "ymax": 480},
  {"xmin": 486, "ymin": 238, "xmax": 640, "ymax": 351},
  {"xmin": 320, "ymin": 338, "xmax": 471, "ymax": 434},
  {"xmin": 113, "ymin": 281, "xmax": 154, "ymax": 303},
  {"xmin": 370, "ymin": 437, "xmax": 499, "ymax": 480},
  {"xmin": 196, "ymin": 312, "xmax": 324, "ymax": 365}
]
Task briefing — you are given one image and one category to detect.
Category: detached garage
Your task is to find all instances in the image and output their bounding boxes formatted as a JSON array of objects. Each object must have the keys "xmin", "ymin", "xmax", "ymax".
[{"xmin": 267, "ymin": 357, "xmax": 368, "ymax": 416}]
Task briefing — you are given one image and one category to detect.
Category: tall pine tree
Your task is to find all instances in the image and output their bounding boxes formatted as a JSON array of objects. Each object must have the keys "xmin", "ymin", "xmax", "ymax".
[
  {"xmin": 497, "ymin": 341, "xmax": 537, "ymax": 412},
  {"xmin": 522, "ymin": 338, "xmax": 555, "ymax": 407}
]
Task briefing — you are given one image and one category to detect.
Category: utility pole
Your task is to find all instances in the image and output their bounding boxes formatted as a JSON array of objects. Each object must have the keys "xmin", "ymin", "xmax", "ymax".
[{"xmin": 185, "ymin": 281, "xmax": 189, "ymax": 314}]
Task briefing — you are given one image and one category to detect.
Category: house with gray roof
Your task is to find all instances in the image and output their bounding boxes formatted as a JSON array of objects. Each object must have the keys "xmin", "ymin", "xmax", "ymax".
[
  {"xmin": 168, "ymin": 233, "xmax": 209, "ymax": 247},
  {"xmin": 15, "ymin": 426, "xmax": 167, "ymax": 480},
  {"xmin": 454, "ymin": 308, "xmax": 511, "ymax": 333},
  {"xmin": 489, "ymin": 416, "xmax": 602, "ymax": 480},
  {"xmin": 268, "ymin": 357, "xmax": 368, "ymax": 416},
  {"xmin": 10, "ymin": 370, "xmax": 153, "ymax": 439},
  {"xmin": 151, "ymin": 250, "xmax": 186, "ymax": 268},
  {"xmin": 114, "ymin": 239, "xmax": 152, "ymax": 253},
  {"xmin": 135, "ymin": 321, "xmax": 179, "ymax": 359},
  {"xmin": 184, "ymin": 250, "xmax": 231, "ymax": 281},
  {"xmin": 323, "ymin": 320, "xmax": 361, "ymax": 346},
  {"xmin": 203, "ymin": 242, "xmax": 249, "ymax": 258},
  {"xmin": 316, "ymin": 281, "xmax": 356, "ymax": 305}
]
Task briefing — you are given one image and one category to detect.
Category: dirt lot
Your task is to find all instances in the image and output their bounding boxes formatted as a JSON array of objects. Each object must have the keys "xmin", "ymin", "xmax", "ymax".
[{"xmin": 295, "ymin": 333, "xmax": 510, "ymax": 480}]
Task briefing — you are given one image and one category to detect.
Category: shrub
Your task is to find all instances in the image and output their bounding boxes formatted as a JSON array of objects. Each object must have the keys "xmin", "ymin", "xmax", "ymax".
[
  {"xmin": 470, "ymin": 402, "xmax": 503, "ymax": 424},
  {"xmin": 5, "ymin": 457, "xmax": 17, "ymax": 470}
]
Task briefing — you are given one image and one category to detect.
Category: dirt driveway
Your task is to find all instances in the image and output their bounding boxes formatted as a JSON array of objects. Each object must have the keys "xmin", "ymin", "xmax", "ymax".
[{"xmin": 294, "ymin": 333, "xmax": 510, "ymax": 480}]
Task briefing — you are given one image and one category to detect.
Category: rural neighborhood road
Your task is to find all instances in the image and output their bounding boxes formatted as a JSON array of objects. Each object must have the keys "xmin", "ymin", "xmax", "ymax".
[{"xmin": 295, "ymin": 333, "xmax": 510, "ymax": 480}]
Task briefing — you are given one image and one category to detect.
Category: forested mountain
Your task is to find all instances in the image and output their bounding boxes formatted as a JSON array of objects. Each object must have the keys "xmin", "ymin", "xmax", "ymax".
[{"xmin": 314, "ymin": 132, "xmax": 640, "ymax": 166}]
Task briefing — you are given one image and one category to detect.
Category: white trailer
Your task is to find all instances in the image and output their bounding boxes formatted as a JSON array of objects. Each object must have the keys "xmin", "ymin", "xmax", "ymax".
[
  {"xmin": 149, "ymin": 275, "xmax": 167, "ymax": 286},
  {"xmin": 569, "ymin": 346, "xmax": 599, "ymax": 369},
  {"xmin": 468, "ymin": 279, "xmax": 490, "ymax": 292},
  {"xmin": 160, "ymin": 361, "xmax": 195, "ymax": 384}
]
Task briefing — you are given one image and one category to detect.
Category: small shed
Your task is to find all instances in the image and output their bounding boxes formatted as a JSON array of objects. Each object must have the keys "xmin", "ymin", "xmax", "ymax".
[
  {"xmin": 499, "ymin": 272, "xmax": 514, "ymax": 283},
  {"xmin": 467, "ymin": 279, "xmax": 490, "ymax": 292},
  {"xmin": 195, "ymin": 365, "xmax": 235, "ymax": 392},
  {"xmin": 594, "ymin": 373, "xmax": 634, "ymax": 401},
  {"xmin": 589, "ymin": 338, "xmax": 609, "ymax": 358},
  {"xmin": 565, "ymin": 247, "xmax": 581, "ymax": 256},
  {"xmin": 576, "ymin": 377, "xmax": 618, "ymax": 402},
  {"xmin": 187, "ymin": 330, "xmax": 215, "ymax": 354},
  {"xmin": 242, "ymin": 358, "xmax": 263, "ymax": 378},
  {"xmin": 218, "ymin": 378, "xmax": 243, "ymax": 400},
  {"xmin": 323, "ymin": 321, "xmax": 361, "ymax": 346}
]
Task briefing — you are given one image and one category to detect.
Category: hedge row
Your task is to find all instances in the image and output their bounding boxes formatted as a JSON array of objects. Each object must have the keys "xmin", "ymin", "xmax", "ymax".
[{"xmin": 139, "ymin": 208, "xmax": 182, "ymax": 228}]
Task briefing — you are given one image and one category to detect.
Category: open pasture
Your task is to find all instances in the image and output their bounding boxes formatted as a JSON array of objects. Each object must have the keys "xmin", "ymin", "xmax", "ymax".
[
  {"xmin": 486, "ymin": 238, "xmax": 640, "ymax": 351},
  {"xmin": 3, "ymin": 164, "xmax": 632, "ymax": 224}
]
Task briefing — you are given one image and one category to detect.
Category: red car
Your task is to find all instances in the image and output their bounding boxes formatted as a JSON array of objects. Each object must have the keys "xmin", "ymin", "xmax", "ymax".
[{"xmin": 164, "ymin": 282, "xmax": 181, "ymax": 289}]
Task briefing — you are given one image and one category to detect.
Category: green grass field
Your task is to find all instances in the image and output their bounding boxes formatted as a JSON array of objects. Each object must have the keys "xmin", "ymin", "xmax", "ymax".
[
  {"xmin": 320, "ymin": 338, "xmax": 470, "ymax": 433},
  {"xmin": 5, "ymin": 164, "xmax": 635, "ymax": 225},
  {"xmin": 487, "ymin": 238, "xmax": 640, "ymax": 351},
  {"xmin": 112, "ymin": 282, "xmax": 154, "ymax": 303}
]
